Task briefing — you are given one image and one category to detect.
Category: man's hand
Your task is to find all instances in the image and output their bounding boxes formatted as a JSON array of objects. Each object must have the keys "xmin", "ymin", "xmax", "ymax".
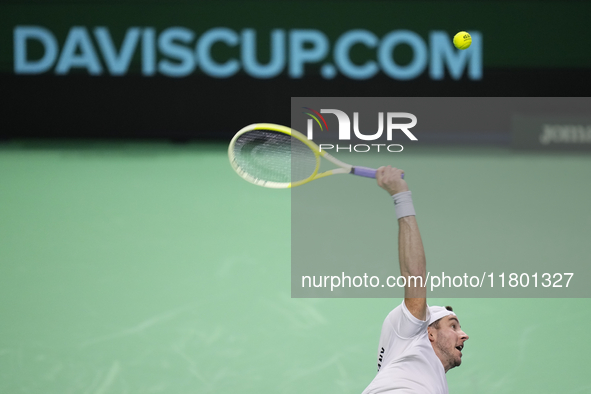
[{"xmin": 376, "ymin": 165, "xmax": 409, "ymax": 196}]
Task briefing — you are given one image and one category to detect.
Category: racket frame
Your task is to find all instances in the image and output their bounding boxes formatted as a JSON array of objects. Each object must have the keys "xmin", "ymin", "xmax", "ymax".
[{"xmin": 228, "ymin": 123, "xmax": 354, "ymax": 189}]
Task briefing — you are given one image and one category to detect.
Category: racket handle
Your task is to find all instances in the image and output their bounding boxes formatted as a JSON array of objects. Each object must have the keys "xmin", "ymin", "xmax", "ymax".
[
  {"xmin": 351, "ymin": 166, "xmax": 404, "ymax": 179},
  {"xmin": 351, "ymin": 166, "xmax": 377, "ymax": 178}
]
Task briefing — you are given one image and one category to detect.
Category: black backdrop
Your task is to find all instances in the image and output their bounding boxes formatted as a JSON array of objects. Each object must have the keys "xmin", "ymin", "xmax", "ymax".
[
  {"xmin": 2, "ymin": 0, "xmax": 591, "ymax": 141},
  {"xmin": 3, "ymin": 69, "xmax": 591, "ymax": 141}
]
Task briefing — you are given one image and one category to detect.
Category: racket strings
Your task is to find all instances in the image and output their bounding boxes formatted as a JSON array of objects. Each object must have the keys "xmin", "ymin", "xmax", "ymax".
[{"xmin": 232, "ymin": 129, "xmax": 317, "ymax": 184}]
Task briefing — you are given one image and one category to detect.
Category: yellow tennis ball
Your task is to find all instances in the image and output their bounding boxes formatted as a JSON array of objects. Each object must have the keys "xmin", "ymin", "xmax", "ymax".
[{"xmin": 453, "ymin": 31, "xmax": 472, "ymax": 50}]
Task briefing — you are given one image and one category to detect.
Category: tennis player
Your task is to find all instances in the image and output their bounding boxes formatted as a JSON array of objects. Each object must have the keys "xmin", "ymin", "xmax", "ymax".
[{"xmin": 362, "ymin": 166, "xmax": 469, "ymax": 394}]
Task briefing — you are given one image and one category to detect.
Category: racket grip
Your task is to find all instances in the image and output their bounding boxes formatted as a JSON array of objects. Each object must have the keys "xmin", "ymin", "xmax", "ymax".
[
  {"xmin": 351, "ymin": 166, "xmax": 405, "ymax": 179},
  {"xmin": 351, "ymin": 166, "xmax": 377, "ymax": 178}
]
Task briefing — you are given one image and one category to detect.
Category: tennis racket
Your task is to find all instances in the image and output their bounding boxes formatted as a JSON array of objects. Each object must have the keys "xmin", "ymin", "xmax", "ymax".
[{"xmin": 228, "ymin": 123, "xmax": 402, "ymax": 189}]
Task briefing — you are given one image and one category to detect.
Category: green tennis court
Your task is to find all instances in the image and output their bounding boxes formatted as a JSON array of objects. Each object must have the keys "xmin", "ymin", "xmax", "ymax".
[{"xmin": 1, "ymin": 141, "xmax": 590, "ymax": 393}]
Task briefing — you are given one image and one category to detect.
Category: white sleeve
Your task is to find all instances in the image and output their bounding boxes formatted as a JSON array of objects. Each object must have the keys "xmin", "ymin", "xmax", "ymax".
[
  {"xmin": 375, "ymin": 301, "xmax": 431, "ymax": 371},
  {"xmin": 386, "ymin": 300, "xmax": 430, "ymax": 339}
]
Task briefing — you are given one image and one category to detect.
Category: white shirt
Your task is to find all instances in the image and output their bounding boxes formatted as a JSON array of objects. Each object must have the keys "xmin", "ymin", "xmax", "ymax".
[{"xmin": 361, "ymin": 301, "xmax": 448, "ymax": 394}]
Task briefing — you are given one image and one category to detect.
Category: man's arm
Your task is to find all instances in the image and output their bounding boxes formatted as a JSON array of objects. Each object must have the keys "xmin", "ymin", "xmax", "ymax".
[{"xmin": 376, "ymin": 166, "xmax": 427, "ymax": 321}]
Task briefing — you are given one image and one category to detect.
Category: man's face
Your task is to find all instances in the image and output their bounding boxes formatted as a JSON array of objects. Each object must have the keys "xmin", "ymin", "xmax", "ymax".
[{"xmin": 428, "ymin": 315, "xmax": 469, "ymax": 372}]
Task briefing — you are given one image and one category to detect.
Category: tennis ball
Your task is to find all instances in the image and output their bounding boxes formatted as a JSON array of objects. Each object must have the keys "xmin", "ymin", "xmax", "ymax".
[{"xmin": 453, "ymin": 31, "xmax": 472, "ymax": 50}]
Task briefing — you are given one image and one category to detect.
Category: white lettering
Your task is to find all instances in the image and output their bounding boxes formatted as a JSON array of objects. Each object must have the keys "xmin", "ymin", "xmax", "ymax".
[
  {"xmin": 387, "ymin": 112, "xmax": 418, "ymax": 140},
  {"xmin": 540, "ymin": 124, "xmax": 591, "ymax": 145},
  {"xmin": 321, "ymin": 109, "xmax": 351, "ymax": 140},
  {"xmin": 353, "ymin": 112, "xmax": 383, "ymax": 140}
]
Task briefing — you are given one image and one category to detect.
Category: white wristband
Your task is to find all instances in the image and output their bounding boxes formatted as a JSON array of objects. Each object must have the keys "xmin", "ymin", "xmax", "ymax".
[{"xmin": 392, "ymin": 191, "xmax": 416, "ymax": 219}]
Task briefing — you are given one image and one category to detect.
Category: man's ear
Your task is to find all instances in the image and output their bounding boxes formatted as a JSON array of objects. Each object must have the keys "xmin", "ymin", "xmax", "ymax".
[{"xmin": 427, "ymin": 326, "xmax": 436, "ymax": 343}]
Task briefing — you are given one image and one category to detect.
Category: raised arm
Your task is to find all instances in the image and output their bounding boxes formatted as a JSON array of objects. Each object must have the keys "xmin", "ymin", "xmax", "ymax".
[{"xmin": 376, "ymin": 166, "xmax": 427, "ymax": 321}]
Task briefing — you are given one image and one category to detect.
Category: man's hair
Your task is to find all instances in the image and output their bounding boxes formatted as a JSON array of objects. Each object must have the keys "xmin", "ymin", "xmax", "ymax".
[{"xmin": 428, "ymin": 306, "xmax": 453, "ymax": 329}]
